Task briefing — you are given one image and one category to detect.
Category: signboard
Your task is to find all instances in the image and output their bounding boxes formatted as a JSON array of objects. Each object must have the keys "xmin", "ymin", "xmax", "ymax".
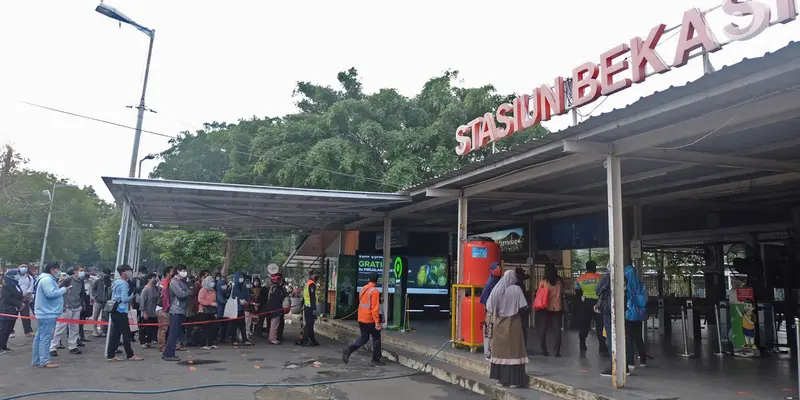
[
  {"xmin": 455, "ymin": 0, "xmax": 799, "ymax": 155},
  {"xmin": 630, "ymin": 240, "xmax": 642, "ymax": 260},
  {"xmin": 729, "ymin": 289, "xmax": 760, "ymax": 357},
  {"xmin": 736, "ymin": 288, "xmax": 755, "ymax": 302},
  {"xmin": 375, "ymin": 230, "xmax": 408, "ymax": 250},
  {"xmin": 334, "ymin": 255, "xmax": 358, "ymax": 319},
  {"xmin": 356, "ymin": 254, "xmax": 449, "ymax": 295},
  {"xmin": 470, "ymin": 227, "xmax": 525, "ymax": 254},
  {"xmin": 471, "ymin": 246, "xmax": 488, "ymax": 258}
]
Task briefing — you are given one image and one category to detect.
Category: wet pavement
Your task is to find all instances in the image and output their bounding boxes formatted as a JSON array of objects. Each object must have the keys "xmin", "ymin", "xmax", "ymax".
[{"xmin": 0, "ymin": 320, "xmax": 488, "ymax": 400}]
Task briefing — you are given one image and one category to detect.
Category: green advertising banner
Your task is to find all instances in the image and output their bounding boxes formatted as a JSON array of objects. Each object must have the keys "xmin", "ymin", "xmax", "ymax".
[
  {"xmin": 728, "ymin": 289, "xmax": 759, "ymax": 357},
  {"xmin": 334, "ymin": 255, "xmax": 358, "ymax": 319}
]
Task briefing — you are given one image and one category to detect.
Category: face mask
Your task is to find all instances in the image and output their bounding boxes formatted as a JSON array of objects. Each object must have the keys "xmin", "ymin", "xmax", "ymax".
[
  {"xmin": 205, "ymin": 282, "xmax": 215, "ymax": 289},
  {"xmin": 215, "ymin": 277, "xmax": 221, "ymax": 281},
  {"xmin": 78, "ymin": 271, "xmax": 86, "ymax": 279},
  {"xmin": 179, "ymin": 271, "xmax": 188, "ymax": 278},
  {"xmin": 246, "ymin": 283, "xmax": 252, "ymax": 289},
  {"xmin": 239, "ymin": 278, "xmax": 244, "ymax": 283},
  {"xmin": 19, "ymin": 268, "xmax": 27, "ymax": 275},
  {"xmin": 8, "ymin": 275, "xmax": 19, "ymax": 281},
  {"xmin": 221, "ymin": 284, "xmax": 228, "ymax": 290}
]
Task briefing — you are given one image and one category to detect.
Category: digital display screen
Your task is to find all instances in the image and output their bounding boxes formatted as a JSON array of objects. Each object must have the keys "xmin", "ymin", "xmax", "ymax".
[
  {"xmin": 472, "ymin": 247, "xmax": 488, "ymax": 258},
  {"xmin": 357, "ymin": 254, "xmax": 449, "ymax": 295}
]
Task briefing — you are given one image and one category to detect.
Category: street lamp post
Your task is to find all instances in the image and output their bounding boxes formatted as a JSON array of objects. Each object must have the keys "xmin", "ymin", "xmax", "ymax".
[
  {"xmin": 138, "ymin": 153, "xmax": 157, "ymax": 178},
  {"xmin": 95, "ymin": 3, "xmax": 155, "ymax": 178},
  {"xmin": 39, "ymin": 183, "xmax": 76, "ymax": 267}
]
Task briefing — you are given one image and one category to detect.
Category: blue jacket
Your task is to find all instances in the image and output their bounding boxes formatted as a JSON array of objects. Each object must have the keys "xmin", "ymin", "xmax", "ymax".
[
  {"xmin": 216, "ymin": 278, "xmax": 230, "ymax": 318},
  {"xmin": 231, "ymin": 272, "xmax": 249, "ymax": 312},
  {"xmin": 624, "ymin": 266, "xmax": 648, "ymax": 321},
  {"xmin": 33, "ymin": 273, "xmax": 67, "ymax": 319},
  {"xmin": 479, "ymin": 275, "xmax": 500, "ymax": 306},
  {"xmin": 111, "ymin": 278, "xmax": 134, "ymax": 313}
]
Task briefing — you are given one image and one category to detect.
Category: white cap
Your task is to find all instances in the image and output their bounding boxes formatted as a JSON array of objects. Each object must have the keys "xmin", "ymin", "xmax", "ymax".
[{"xmin": 267, "ymin": 264, "xmax": 279, "ymax": 275}]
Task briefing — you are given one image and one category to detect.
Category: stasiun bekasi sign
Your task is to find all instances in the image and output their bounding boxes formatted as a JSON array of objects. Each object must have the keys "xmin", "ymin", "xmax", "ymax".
[{"xmin": 455, "ymin": 0, "xmax": 798, "ymax": 156}]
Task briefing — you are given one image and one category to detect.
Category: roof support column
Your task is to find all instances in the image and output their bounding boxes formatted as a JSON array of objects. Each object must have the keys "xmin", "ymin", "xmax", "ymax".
[
  {"xmin": 381, "ymin": 217, "xmax": 392, "ymax": 328},
  {"xmin": 454, "ymin": 196, "xmax": 468, "ymax": 341},
  {"xmin": 114, "ymin": 200, "xmax": 131, "ymax": 275},
  {"xmin": 127, "ymin": 222, "xmax": 139, "ymax": 271},
  {"xmin": 606, "ymin": 156, "xmax": 627, "ymax": 388},
  {"xmin": 632, "ymin": 205, "xmax": 643, "ymax": 271}
]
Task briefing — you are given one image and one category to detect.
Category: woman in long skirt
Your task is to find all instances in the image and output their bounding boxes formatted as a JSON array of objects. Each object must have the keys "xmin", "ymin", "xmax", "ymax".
[{"xmin": 486, "ymin": 270, "xmax": 529, "ymax": 388}]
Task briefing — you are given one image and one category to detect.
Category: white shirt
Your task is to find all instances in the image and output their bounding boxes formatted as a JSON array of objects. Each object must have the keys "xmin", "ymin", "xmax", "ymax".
[{"xmin": 18, "ymin": 274, "xmax": 34, "ymax": 295}]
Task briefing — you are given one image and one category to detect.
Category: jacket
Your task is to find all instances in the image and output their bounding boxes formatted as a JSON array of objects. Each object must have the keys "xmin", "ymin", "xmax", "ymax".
[
  {"xmin": 357, "ymin": 282, "xmax": 381, "ymax": 324},
  {"xmin": 111, "ymin": 278, "xmax": 134, "ymax": 313},
  {"xmin": 62, "ymin": 276, "xmax": 85, "ymax": 310},
  {"xmin": 33, "ymin": 273, "xmax": 67, "ymax": 319},
  {"xmin": 596, "ymin": 273, "xmax": 611, "ymax": 316},
  {"xmin": 169, "ymin": 276, "xmax": 190, "ymax": 315},
  {"xmin": 265, "ymin": 284, "xmax": 287, "ymax": 314},
  {"xmin": 231, "ymin": 272, "xmax": 249, "ymax": 313},
  {"xmin": 0, "ymin": 276, "xmax": 23, "ymax": 321},
  {"xmin": 624, "ymin": 265, "xmax": 648, "ymax": 321},
  {"xmin": 140, "ymin": 285, "xmax": 159, "ymax": 318},
  {"xmin": 91, "ymin": 277, "xmax": 111, "ymax": 304},
  {"xmin": 479, "ymin": 275, "xmax": 500, "ymax": 306},
  {"xmin": 216, "ymin": 279, "xmax": 230, "ymax": 318},
  {"xmin": 198, "ymin": 287, "xmax": 217, "ymax": 314}
]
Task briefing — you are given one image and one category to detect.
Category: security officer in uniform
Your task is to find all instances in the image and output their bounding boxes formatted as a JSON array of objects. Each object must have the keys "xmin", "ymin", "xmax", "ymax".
[
  {"xmin": 575, "ymin": 260, "xmax": 608, "ymax": 356},
  {"xmin": 298, "ymin": 269, "xmax": 320, "ymax": 347},
  {"xmin": 341, "ymin": 272, "xmax": 384, "ymax": 366}
]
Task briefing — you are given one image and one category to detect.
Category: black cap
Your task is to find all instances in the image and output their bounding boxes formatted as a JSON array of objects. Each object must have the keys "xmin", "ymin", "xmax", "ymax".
[{"xmin": 117, "ymin": 264, "xmax": 133, "ymax": 274}]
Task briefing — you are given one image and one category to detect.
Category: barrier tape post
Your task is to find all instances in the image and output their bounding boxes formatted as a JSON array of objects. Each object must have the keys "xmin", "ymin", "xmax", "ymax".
[
  {"xmin": 713, "ymin": 304, "xmax": 725, "ymax": 356},
  {"xmin": 104, "ymin": 312, "xmax": 112, "ymax": 356},
  {"xmin": 678, "ymin": 306, "xmax": 693, "ymax": 358},
  {"xmin": 795, "ymin": 317, "xmax": 800, "ymax": 396}
]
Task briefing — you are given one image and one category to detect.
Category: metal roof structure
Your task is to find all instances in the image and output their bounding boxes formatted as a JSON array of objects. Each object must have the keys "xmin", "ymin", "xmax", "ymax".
[
  {"xmin": 345, "ymin": 42, "xmax": 800, "ymax": 240},
  {"xmin": 103, "ymin": 177, "xmax": 411, "ymax": 233}
]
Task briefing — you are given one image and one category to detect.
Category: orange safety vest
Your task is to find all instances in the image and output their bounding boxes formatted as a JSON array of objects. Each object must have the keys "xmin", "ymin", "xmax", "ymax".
[{"xmin": 357, "ymin": 282, "xmax": 381, "ymax": 324}]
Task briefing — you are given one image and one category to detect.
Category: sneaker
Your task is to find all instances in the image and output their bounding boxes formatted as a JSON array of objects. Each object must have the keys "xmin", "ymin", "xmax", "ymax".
[
  {"xmin": 0, "ymin": 350, "xmax": 6, "ymax": 355},
  {"xmin": 26, "ymin": 332, "xmax": 36, "ymax": 337},
  {"xmin": 342, "ymin": 349, "xmax": 350, "ymax": 364},
  {"xmin": 370, "ymin": 359, "xmax": 386, "ymax": 367},
  {"xmin": 56, "ymin": 344, "xmax": 65, "ymax": 350},
  {"xmin": 77, "ymin": 342, "xmax": 85, "ymax": 347},
  {"xmin": 92, "ymin": 333, "xmax": 101, "ymax": 338},
  {"xmin": 9, "ymin": 334, "xmax": 14, "ymax": 338},
  {"xmin": 2, "ymin": 347, "xmax": 13, "ymax": 352},
  {"xmin": 601, "ymin": 368, "xmax": 631, "ymax": 377},
  {"xmin": 639, "ymin": 362, "xmax": 648, "ymax": 368},
  {"xmin": 628, "ymin": 365, "xmax": 635, "ymax": 370},
  {"xmin": 163, "ymin": 356, "xmax": 181, "ymax": 362},
  {"xmin": 81, "ymin": 338, "xmax": 92, "ymax": 342},
  {"xmin": 69, "ymin": 348, "xmax": 82, "ymax": 355},
  {"xmin": 50, "ymin": 351, "xmax": 59, "ymax": 357}
]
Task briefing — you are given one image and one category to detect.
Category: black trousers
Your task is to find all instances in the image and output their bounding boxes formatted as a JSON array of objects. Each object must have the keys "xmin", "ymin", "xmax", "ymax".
[
  {"xmin": 107, "ymin": 311, "xmax": 134, "ymax": 359},
  {"xmin": 20, "ymin": 303, "xmax": 33, "ymax": 334},
  {"xmin": 346, "ymin": 322, "xmax": 382, "ymax": 361},
  {"xmin": 579, "ymin": 298, "xmax": 608, "ymax": 353},
  {"xmin": 201, "ymin": 314, "xmax": 217, "ymax": 347},
  {"xmin": 0, "ymin": 319, "xmax": 16, "ymax": 349},
  {"xmin": 230, "ymin": 311, "xmax": 248, "ymax": 343},
  {"xmin": 140, "ymin": 317, "xmax": 158, "ymax": 345},
  {"xmin": 301, "ymin": 307, "xmax": 317, "ymax": 344},
  {"xmin": 626, "ymin": 320, "xmax": 647, "ymax": 365},
  {"xmin": 538, "ymin": 310, "xmax": 563, "ymax": 354}
]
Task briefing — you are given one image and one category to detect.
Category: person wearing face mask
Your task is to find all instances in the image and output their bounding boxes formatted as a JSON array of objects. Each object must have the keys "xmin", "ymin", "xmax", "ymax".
[
  {"xmin": 297, "ymin": 270, "xmax": 320, "ymax": 347},
  {"xmin": 230, "ymin": 272, "xmax": 252, "ymax": 346},
  {"xmin": 216, "ymin": 276, "xmax": 230, "ymax": 344},
  {"xmin": 0, "ymin": 269, "xmax": 23, "ymax": 353},
  {"xmin": 139, "ymin": 274, "xmax": 159, "ymax": 348},
  {"xmin": 106, "ymin": 265, "xmax": 143, "ymax": 362},
  {"xmin": 32, "ymin": 263, "xmax": 68, "ymax": 368},
  {"xmin": 197, "ymin": 276, "xmax": 219, "ymax": 350},
  {"xmin": 16, "ymin": 264, "xmax": 35, "ymax": 337},
  {"xmin": 50, "ymin": 266, "xmax": 86, "ymax": 357},
  {"xmin": 163, "ymin": 265, "xmax": 190, "ymax": 361}
]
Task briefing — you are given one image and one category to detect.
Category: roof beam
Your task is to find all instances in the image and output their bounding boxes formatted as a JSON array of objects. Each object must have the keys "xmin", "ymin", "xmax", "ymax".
[
  {"xmin": 625, "ymin": 148, "xmax": 800, "ymax": 173},
  {"xmin": 640, "ymin": 172, "xmax": 800, "ymax": 204},
  {"xmin": 426, "ymin": 187, "xmax": 615, "ymax": 204}
]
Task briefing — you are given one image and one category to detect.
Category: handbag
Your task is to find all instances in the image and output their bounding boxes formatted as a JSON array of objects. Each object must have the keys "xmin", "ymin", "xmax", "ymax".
[
  {"xmin": 532, "ymin": 281, "xmax": 550, "ymax": 311},
  {"xmin": 204, "ymin": 305, "xmax": 218, "ymax": 314},
  {"xmin": 223, "ymin": 294, "xmax": 238, "ymax": 319},
  {"xmin": 127, "ymin": 309, "xmax": 139, "ymax": 332}
]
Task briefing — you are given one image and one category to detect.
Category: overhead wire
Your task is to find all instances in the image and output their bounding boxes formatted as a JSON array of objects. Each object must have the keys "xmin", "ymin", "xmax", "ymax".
[{"xmin": 16, "ymin": 100, "xmax": 403, "ymax": 190}]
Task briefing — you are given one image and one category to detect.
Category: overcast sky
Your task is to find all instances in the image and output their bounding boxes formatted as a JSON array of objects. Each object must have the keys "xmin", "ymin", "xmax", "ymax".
[{"xmin": 0, "ymin": 0, "xmax": 797, "ymax": 202}]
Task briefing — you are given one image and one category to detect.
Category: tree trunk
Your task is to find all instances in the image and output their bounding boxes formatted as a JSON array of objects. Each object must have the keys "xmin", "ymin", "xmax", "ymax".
[{"xmin": 221, "ymin": 235, "xmax": 234, "ymax": 277}]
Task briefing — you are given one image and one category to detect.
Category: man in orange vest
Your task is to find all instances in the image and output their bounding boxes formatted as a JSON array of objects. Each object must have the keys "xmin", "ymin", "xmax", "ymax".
[
  {"xmin": 575, "ymin": 260, "xmax": 608, "ymax": 356},
  {"xmin": 341, "ymin": 273, "xmax": 384, "ymax": 366}
]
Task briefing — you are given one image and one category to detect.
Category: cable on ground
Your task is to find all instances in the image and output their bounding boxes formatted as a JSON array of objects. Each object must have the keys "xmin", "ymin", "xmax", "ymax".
[{"xmin": 0, "ymin": 340, "xmax": 454, "ymax": 400}]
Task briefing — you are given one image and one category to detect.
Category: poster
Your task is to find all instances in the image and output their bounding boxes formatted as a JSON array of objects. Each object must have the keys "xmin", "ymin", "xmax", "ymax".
[
  {"xmin": 357, "ymin": 254, "xmax": 449, "ymax": 295},
  {"xmin": 334, "ymin": 255, "xmax": 358, "ymax": 318},
  {"xmin": 728, "ymin": 289, "xmax": 760, "ymax": 357},
  {"xmin": 470, "ymin": 227, "xmax": 525, "ymax": 254}
]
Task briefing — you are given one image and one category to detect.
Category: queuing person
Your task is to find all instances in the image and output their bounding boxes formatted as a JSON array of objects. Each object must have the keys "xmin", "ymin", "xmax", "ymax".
[
  {"xmin": 244, "ymin": 276, "xmax": 255, "ymax": 337},
  {"xmin": 32, "ymin": 263, "xmax": 68, "ymax": 368},
  {"xmin": 537, "ymin": 263, "xmax": 565, "ymax": 357},
  {"xmin": 514, "ymin": 267, "xmax": 532, "ymax": 348},
  {"xmin": 90, "ymin": 269, "xmax": 112, "ymax": 337},
  {"xmin": 486, "ymin": 270, "xmax": 529, "ymax": 388},
  {"xmin": 0, "ymin": 269, "xmax": 23, "ymax": 353},
  {"xmin": 184, "ymin": 273, "xmax": 199, "ymax": 347},
  {"xmin": 576, "ymin": 260, "xmax": 608, "ymax": 356},
  {"xmin": 78, "ymin": 269, "xmax": 92, "ymax": 343},
  {"xmin": 265, "ymin": 273, "xmax": 288, "ymax": 345},
  {"xmin": 106, "ymin": 265, "xmax": 143, "ymax": 362},
  {"xmin": 163, "ymin": 265, "xmax": 190, "ymax": 362},
  {"xmin": 479, "ymin": 262, "xmax": 503, "ymax": 360},
  {"xmin": 197, "ymin": 276, "xmax": 219, "ymax": 350},
  {"xmin": 597, "ymin": 271, "xmax": 629, "ymax": 377},
  {"xmin": 298, "ymin": 270, "xmax": 320, "ymax": 347},
  {"xmin": 229, "ymin": 272, "xmax": 252, "ymax": 346},
  {"xmin": 216, "ymin": 276, "xmax": 231, "ymax": 344},
  {"xmin": 265, "ymin": 274, "xmax": 287, "ymax": 343},
  {"xmin": 17, "ymin": 264, "xmax": 35, "ymax": 337},
  {"xmin": 157, "ymin": 266, "xmax": 175, "ymax": 352},
  {"xmin": 341, "ymin": 273, "xmax": 383, "ymax": 365},
  {"xmin": 255, "ymin": 277, "xmax": 270, "ymax": 338},
  {"xmin": 50, "ymin": 266, "xmax": 86, "ymax": 356},
  {"xmin": 624, "ymin": 265, "xmax": 649, "ymax": 369},
  {"xmin": 139, "ymin": 273, "xmax": 159, "ymax": 348}
]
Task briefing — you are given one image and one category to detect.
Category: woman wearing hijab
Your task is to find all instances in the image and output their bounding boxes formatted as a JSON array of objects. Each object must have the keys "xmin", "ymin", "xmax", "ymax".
[
  {"xmin": 230, "ymin": 272, "xmax": 252, "ymax": 346},
  {"xmin": 624, "ymin": 265, "xmax": 648, "ymax": 369},
  {"xmin": 198, "ymin": 276, "xmax": 219, "ymax": 350},
  {"xmin": 479, "ymin": 262, "xmax": 503, "ymax": 360},
  {"xmin": 486, "ymin": 270, "xmax": 529, "ymax": 388},
  {"xmin": 537, "ymin": 263, "xmax": 565, "ymax": 357}
]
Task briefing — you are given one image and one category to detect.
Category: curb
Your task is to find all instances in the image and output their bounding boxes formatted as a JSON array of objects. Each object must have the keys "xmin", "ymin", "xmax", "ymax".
[{"xmin": 317, "ymin": 319, "xmax": 621, "ymax": 400}]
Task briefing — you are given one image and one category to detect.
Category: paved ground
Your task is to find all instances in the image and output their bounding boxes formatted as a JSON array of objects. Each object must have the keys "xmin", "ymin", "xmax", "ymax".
[
  {"xmin": 366, "ymin": 318, "xmax": 799, "ymax": 400},
  {"xmin": 0, "ymin": 320, "xmax": 488, "ymax": 400}
]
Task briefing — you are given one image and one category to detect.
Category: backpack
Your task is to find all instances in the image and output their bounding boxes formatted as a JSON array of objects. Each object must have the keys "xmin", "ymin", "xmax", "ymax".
[{"xmin": 625, "ymin": 281, "xmax": 648, "ymax": 321}]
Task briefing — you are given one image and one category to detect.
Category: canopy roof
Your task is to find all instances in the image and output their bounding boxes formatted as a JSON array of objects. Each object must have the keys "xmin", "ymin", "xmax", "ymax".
[{"xmin": 103, "ymin": 177, "xmax": 411, "ymax": 233}]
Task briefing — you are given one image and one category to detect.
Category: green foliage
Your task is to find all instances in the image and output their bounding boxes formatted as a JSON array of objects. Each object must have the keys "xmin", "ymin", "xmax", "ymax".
[{"xmin": 150, "ymin": 231, "xmax": 226, "ymax": 270}]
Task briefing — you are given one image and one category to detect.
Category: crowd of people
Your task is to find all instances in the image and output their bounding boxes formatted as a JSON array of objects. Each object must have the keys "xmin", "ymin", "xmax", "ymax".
[
  {"xmin": 481, "ymin": 260, "xmax": 650, "ymax": 387},
  {"xmin": 0, "ymin": 262, "xmax": 293, "ymax": 368}
]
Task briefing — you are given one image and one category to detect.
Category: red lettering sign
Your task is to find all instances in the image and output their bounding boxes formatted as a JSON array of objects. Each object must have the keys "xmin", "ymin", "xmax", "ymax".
[{"xmin": 736, "ymin": 288, "xmax": 754, "ymax": 302}]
